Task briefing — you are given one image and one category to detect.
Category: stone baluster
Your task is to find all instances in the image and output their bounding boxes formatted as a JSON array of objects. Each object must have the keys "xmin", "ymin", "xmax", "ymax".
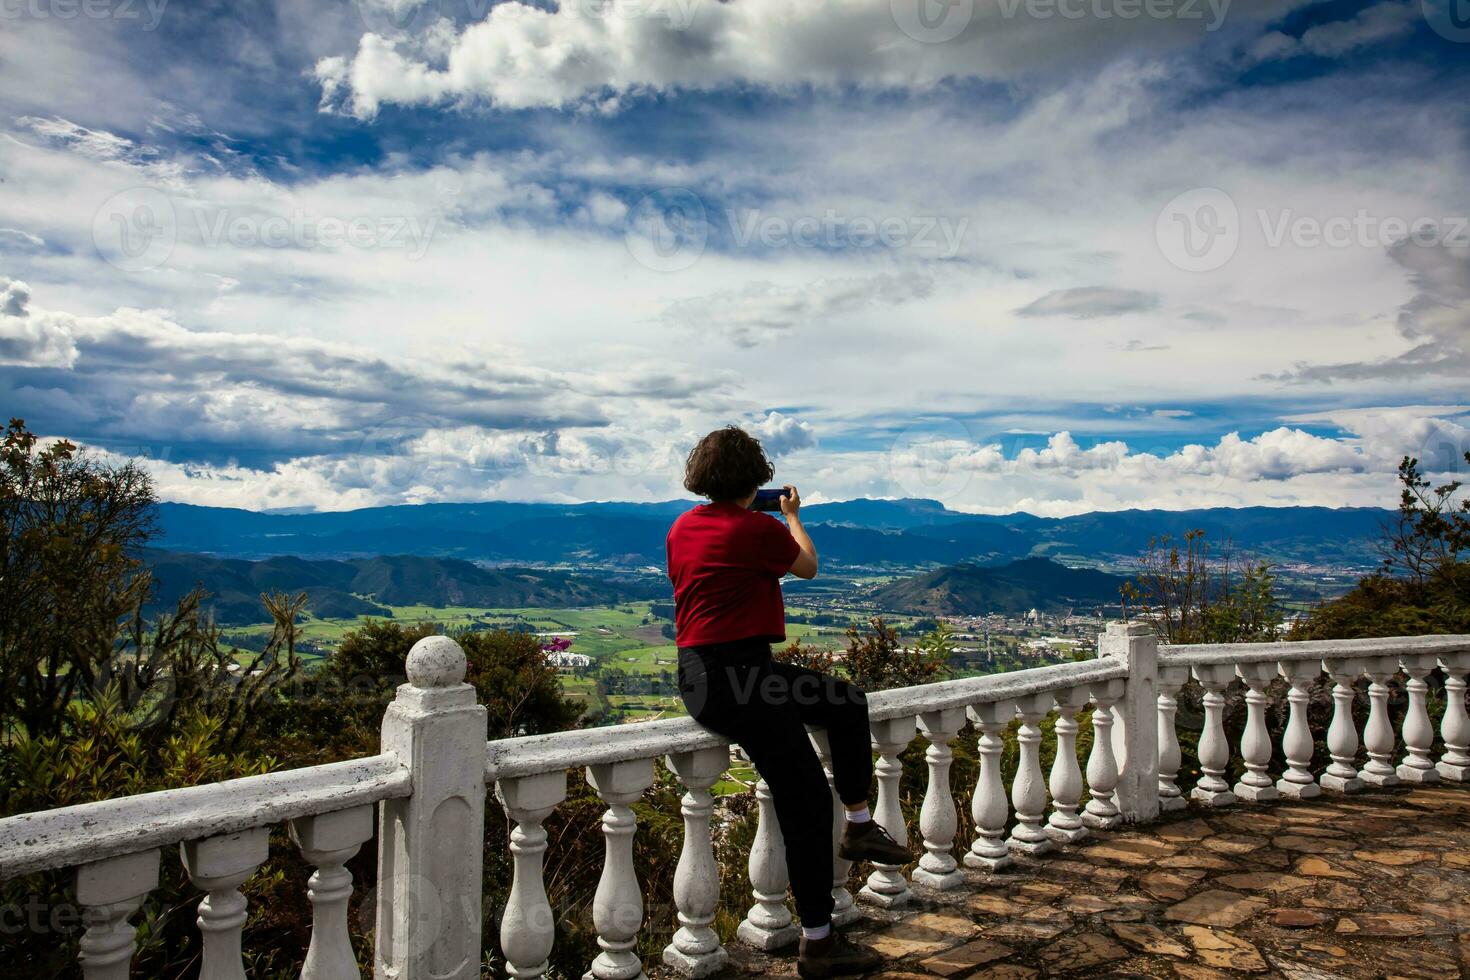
[
  {"xmin": 1083, "ymin": 679, "xmax": 1125, "ymax": 829},
  {"xmin": 495, "ymin": 771, "xmax": 569, "ymax": 980},
  {"xmin": 375, "ymin": 635, "xmax": 487, "ymax": 980},
  {"xmin": 1437, "ymin": 652, "xmax": 1470, "ymax": 782},
  {"xmin": 76, "ymin": 849, "xmax": 160, "ymax": 980},
  {"xmin": 1189, "ymin": 664, "xmax": 1236, "ymax": 806},
  {"xmin": 736, "ymin": 771, "xmax": 799, "ymax": 950},
  {"xmin": 585, "ymin": 759, "xmax": 656, "ymax": 980},
  {"xmin": 663, "ymin": 746, "xmax": 731, "ymax": 978},
  {"xmin": 1157, "ymin": 667, "xmax": 1191, "ymax": 812},
  {"xmin": 1008, "ymin": 693, "xmax": 1054, "ymax": 855},
  {"xmin": 289, "ymin": 805, "xmax": 374, "ymax": 980},
  {"xmin": 1046, "ymin": 687, "xmax": 1089, "ymax": 844},
  {"xmin": 964, "ymin": 701, "xmax": 1014, "ymax": 871},
  {"xmin": 859, "ymin": 716, "xmax": 916, "ymax": 909},
  {"xmin": 1397, "ymin": 654, "xmax": 1441, "ymax": 784},
  {"xmin": 1232, "ymin": 662, "xmax": 1279, "ymax": 803},
  {"xmin": 181, "ymin": 827, "xmax": 271, "ymax": 980},
  {"xmin": 1361, "ymin": 656, "xmax": 1401, "ymax": 787},
  {"xmin": 913, "ymin": 707, "xmax": 966, "ymax": 891},
  {"xmin": 808, "ymin": 730, "xmax": 859, "ymax": 926},
  {"xmin": 1320, "ymin": 659, "xmax": 1366, "ymax": 793},
  {"xmin": 1277, "ymin": 660, "xmax": 1323, "ymax": 798}
]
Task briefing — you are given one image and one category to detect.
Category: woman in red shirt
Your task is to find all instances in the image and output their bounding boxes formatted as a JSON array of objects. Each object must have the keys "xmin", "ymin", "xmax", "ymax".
[{"xmin": 667, "ymin": 426, "xmax": 911, "ymax": 978}]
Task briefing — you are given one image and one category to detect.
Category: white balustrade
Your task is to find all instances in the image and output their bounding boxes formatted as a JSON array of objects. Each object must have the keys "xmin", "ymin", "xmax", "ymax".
[
  {"xmin": 12, "ymin": 630, "xmax": 1470, "ymax": 980},
  {"xmin": 1276, "ymin": 660, "xmax": 1322, "ymax": 798},
  {"xmin": 1045, "ymin": 687, "xmax": 1089, "ymax": 844},
  {"xmin": 1232, "ymin": 662, "xmax": 1278, "ymax": 802},
  {"xmin": 859, "ymin": 715, "xmax": 916, "ymax": 909},
  {"xmin": 1438, "ymin": 652, "xmax": 1470, "ymax": 782},
  {"xmin": 1083, "ymin": 679, "xmax": 1124, "ymax": 829},
  {"xmin": 1190, "ymin": 664, "xmax": 1236, "ymax": 807},
  {"xmin": 964, "ymin": 700, "xmax": 1015, "ymax": 871},
  {"xmin": 76, "ymin": 849, "xmax": 160, "ymax": 980},
  {"xmin": 663, "ymin": 747, "xmax": 731, "ymax": 978},
  {"xmin": 289, "ymin": 805, "xmax": 374, "ymax": 980},
  {"xmin": 1156, "ymin": 667, "xmax": 1190, "ymax": 812},
  {"xmin": 1361, "ymin": 655, "xmax": 1401, "ymax": 787},
  {"xmin": 1320, "ymin": 659, "xmax": 1366, "ymax": 793},
  {"xmin": 1008, "ymin": 692, "xmax": 1055, "ymax": 855},
  {"xmin": 1397, "ymin": 654, "xmax": 1441, "ymax": 784},
  {"xmin": 181, "ymin": 827, "xmax": 270, "ymax": 980},
  {"xmin": 495, "ymin": 771, "xmax": 569, "ymax": 980},
  {"xmin": 808, "ymin": 730, "xmax": 860, "ymax": 926},
  {"xmin": 585, "ymin": 759, "xmax": 656, "ymax": 980},
  {"xmin": 736, "ymin": 774, "xmax": 799, "ymax": 950},
  {"xmin": 913, "ymin": 707, "xmax": 966, "ymax": 890}
]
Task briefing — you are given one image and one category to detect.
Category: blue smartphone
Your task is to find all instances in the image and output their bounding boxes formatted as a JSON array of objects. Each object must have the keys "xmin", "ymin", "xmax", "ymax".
[{"xmin": 751, "ymin": 488, "xmax": 788, "ymax": 512}]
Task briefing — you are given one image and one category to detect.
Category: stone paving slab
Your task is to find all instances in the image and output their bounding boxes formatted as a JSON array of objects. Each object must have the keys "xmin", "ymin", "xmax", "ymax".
[{"xmin": 650, "ymin": 783, "xmax": 1470, "ymax": 979}]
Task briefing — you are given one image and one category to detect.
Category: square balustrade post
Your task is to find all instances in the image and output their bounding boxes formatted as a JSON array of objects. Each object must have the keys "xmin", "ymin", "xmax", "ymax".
[
  {"xmin": 375, "ymin": 635, "xmax": 488, "ymax": 980},
  {"xmin": 1100, "ymin": 622, "xmax": 1160, "ymax": 824}
]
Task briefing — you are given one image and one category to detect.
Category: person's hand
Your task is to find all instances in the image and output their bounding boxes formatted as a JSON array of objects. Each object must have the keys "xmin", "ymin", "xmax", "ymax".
[{"xmin": 779, "ymin": 484, "xmax": 801, "ymax": 518}]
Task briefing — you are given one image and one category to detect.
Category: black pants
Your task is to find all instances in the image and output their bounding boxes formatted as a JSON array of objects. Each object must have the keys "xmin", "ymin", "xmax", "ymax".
[{"xmin": 677, "ymin": 640, "xmax": 873, "ymax": 927}]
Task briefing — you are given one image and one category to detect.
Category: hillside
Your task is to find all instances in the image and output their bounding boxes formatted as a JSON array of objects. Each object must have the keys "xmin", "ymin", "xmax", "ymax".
[
  {"xmin": 143, "ymin": 550, "xmax": 663, "ymax": 625},
  {"xmin": 868, "ymin": 557, "xmax": 1129, "ymax": 616},
  {"xmin": 152, "ymin": 499, "xmax": 1392, "ymax": 569}
]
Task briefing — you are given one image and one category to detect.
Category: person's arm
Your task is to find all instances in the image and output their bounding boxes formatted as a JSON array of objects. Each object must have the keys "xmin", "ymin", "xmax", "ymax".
[{"xmin": 780, "ymin": 484, "xmax": 819, "ymax": 579}]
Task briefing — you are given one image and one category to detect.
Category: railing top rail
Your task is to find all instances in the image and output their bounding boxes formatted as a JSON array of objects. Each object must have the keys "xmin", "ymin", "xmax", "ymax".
[
  {"xmin": 484, "ymin": 658, "xmax": 1125, "ymax": 782},
  {"xmin": 0, "ymin": 753, "xmax": 410, "ymax": 880},
  {"xmin": 1158, "ymin": 633, "xmax": 1470, "ymax": 668}
]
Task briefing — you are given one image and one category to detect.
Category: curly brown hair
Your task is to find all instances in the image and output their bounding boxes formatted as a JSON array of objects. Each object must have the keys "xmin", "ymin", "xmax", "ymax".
[{"xmin": 683, "ymin": 426, "xmax": 775, "ymax": 502}]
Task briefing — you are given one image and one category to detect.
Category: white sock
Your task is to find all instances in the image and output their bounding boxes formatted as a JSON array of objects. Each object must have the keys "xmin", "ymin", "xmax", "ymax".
[
  {"xmin": 802, "ymin": 923, "xmax": 831, "ymax": 941},
  {"xmin": 844, "ymin": 805, "xmax": 871, "ymax": 824}
]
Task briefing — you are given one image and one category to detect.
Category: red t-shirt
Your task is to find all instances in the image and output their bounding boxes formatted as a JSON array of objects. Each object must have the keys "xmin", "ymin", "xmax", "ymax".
[{"xmin": 666, "ymin": 502, "xmax": 802, "ymax": 647}]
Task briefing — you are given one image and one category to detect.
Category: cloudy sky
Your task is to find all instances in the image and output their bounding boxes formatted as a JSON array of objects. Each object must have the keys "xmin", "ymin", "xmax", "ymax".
[{"xmin": 1, "ymin": 0, "xmax": 1467, "ymax": 515}]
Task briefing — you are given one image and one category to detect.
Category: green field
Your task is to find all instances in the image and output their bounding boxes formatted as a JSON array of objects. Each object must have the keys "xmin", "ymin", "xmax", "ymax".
[{"xmin": 225, "ymin": 600, "xmax": 920, "ymax": 722}]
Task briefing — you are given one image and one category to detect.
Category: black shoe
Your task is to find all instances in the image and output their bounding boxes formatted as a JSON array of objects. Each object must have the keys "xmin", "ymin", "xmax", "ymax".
[
  {"xmin": 837, "ymin": 819, "xmax": 913, "ymax": 866},
  {"xmin": 798, "ymin": 931, "xmax": 882, "ymax": 979}
]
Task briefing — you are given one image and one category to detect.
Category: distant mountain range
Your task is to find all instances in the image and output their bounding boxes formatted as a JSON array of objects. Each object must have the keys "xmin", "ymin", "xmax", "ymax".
[
  {"xmin": 144, "ymin": 550, "xmax": 662, "ymax": 625},
  {"xmin": 869, "ymin": 557, "xmax": 1128, "ymax": 616},
  {"xmin": 154, "ymin": 498, "xmax": 1392, "ymax": 569}
]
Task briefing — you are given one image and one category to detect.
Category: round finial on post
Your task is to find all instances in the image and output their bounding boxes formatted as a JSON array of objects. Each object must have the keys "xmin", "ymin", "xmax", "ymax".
[{"xmin": 406, "ymin": 635, "xmax": 467, "ymax": 688}]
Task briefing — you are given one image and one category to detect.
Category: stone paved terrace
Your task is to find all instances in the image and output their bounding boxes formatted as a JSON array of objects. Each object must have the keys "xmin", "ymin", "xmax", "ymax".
[{"xmin": 702, "ymin": 783, "xmax": 1470, "ymax": 980}]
